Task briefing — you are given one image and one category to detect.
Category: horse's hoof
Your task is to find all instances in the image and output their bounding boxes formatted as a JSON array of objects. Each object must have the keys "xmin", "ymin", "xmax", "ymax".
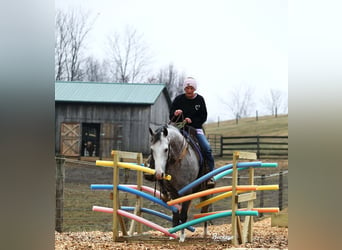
[{"xmin": 179, "ymin": 233, "xmax": 186, "ymax": 242}]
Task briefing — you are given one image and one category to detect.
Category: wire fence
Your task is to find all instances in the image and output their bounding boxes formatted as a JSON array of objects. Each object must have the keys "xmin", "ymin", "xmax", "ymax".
[{"xmin": 56, "ymin": 157, "xmax": 288, "ymax": 232}]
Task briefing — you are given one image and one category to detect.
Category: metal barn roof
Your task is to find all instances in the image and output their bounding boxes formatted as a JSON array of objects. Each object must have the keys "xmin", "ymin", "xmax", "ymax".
[{"xmin": 55, "ymin": 81, "xmax": 167, "ymax": 104}]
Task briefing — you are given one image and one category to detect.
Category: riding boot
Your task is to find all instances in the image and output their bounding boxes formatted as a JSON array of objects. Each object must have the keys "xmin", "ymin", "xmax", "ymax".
[
  {"xmin": 204, "ymin": 160, "xmax": 216, "ymax": 188},
  {"xmin": 206, "ymin": 178, "xmax": 216, "ymax": 188}
]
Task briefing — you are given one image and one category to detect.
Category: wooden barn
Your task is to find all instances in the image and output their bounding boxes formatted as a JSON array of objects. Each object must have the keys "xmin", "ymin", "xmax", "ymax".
[{"xmin": 55, "ymin": 81, "xmax": 171, "ymax": 159}]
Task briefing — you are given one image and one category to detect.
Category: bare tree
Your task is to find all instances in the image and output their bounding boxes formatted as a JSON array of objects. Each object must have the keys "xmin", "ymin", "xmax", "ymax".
[
  {"xmin": 222, "ymin": 84, "xmax": 256, "ymax": 119},
  {"xmin": 83, "ymin": 56, "xmax": 111, "ymax": 82},
  {"xmin": 55, "ymin": 9, "xmax": 97, "ymax": 81},
  {"xmin": 149, "ymin": 63, "xmax": 185, "ymax": 100},
  {"xmin": 55, "ymin": 9, "xmax": 69, "ymax": 81},
  {"xmin": 107, "ymin": 27, "xmax": 152, "ymax": 83},
  {"xmin": 261, "ymin": 88, "xmax": 288, "ymax": 116}
]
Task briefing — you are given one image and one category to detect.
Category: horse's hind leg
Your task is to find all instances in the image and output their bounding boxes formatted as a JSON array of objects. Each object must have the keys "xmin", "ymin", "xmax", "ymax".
[{"xmin": 200, "ymin": 195, "xmax": 213, "ymax": 237}]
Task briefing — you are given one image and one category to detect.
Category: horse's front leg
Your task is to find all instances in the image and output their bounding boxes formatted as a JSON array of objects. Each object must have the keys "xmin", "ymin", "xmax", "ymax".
[
  {"xmin": 178, "ymin": 200, "xmax": 191, "ymax": 242},
  {"xmin": 170, "ymin": 211, "xmax": 180, "ymax": 240}
]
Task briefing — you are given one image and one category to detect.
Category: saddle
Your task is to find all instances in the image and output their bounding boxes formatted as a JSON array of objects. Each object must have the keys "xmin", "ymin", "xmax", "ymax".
[{"xmin": 179, "ymin": 125, "xmax": 207, "ymax": 176}]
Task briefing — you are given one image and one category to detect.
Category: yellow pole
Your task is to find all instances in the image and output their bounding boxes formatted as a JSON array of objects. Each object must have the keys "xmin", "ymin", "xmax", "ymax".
[{"xmin": 96, "ymin": 160, "xmax": 171, "ymax": 181}]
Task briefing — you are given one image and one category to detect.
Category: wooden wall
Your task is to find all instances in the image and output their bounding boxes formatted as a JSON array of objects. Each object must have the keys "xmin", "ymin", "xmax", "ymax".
[{"xmin": 55, "ymin": 93, "xmax": 170, "ymax": 157}]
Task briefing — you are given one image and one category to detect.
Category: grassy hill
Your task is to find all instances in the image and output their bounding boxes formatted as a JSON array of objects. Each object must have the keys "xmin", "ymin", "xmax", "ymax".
[{"xmin": 204, "ymin": 114, "xmax": 288, "ymax": 136}]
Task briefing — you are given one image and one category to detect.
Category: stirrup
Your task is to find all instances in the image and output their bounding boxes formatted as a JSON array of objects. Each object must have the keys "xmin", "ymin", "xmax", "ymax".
[{"xmin": 206, "ymin": 178, "xmax": 216, "ymax": 187}]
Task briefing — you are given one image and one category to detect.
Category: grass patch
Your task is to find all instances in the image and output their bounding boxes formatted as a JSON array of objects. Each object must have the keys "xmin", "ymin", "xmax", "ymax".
[{"xmin": 204, "ymin": 114, "xmax": 288, "ymax": 136}]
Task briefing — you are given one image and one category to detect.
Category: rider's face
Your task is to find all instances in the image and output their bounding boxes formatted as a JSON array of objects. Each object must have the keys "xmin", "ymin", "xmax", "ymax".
[{"xmin": 184, "ymin": 86, "xmax": 195, "ymax": 98}]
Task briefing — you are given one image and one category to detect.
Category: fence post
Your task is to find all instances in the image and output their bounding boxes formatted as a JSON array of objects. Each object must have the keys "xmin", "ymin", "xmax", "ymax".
[
  {"xmin": 279, "ymin": 171, "xmax": 283, "ymax": 211},
  {"xmin": 237, "ymin": 176, "xmax": 241, "ymax": 209},
  {"xmin": 256, "ymin": 136, "xmax": 260, "ymax": 159},
  {"xmin": 259, "ymin": 174, "xmax": 265, "ymax": 217},
  {"xmin": 220, "ymin": 136, "xmax": 223, "ymax": 157},
  {"xmin": 55, "ymin": 155, "xmax": 65, "ymax": 233}
]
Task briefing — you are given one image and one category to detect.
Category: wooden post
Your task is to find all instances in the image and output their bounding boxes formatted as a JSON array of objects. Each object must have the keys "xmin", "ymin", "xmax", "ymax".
[
  {"xmin": 243, "ymin": 167, "xmax": 255, "ymax": 243},
  {"xmin": 112, "ymin": 151, "xmax": 120, "ymax": 241},
  {"xmin": 55, "ymin": 156, "xmax": 65, "ymax": 233},
  {"xmin": 128, "ymin": 153, "xmax": 143, "ymax": 235},
  {"xmin": 231, "ymin": 151, "xmax": 239, "ymax": 245},
  {"xmin": 279, "ymin": 171, "xmax": 283, "ymax": 211},
  {"xmin": 220, "ymin": 136, "xmax": 223, "ymax": 157},
  {"xmin": 231, "ymin": 151, "xmax": 257, "ymax": 246},
  {"xmin": 256, "ymin": 136, "xmax": 260, "ymax": 159},
  {"xmin": 136, "ymin": 153, "xmax": 143, "ymax": 234},
  {"xmin": 259, "ymin": 174, "xmax": 265, "ymax": 217},
  {"xmin": 111, "ymin": 151, "xmax": 128, "ymax": 240}
]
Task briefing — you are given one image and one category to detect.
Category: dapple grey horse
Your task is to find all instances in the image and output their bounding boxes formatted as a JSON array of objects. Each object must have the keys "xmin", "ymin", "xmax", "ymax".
[{"xmin": 149, "ymin": 124, "xmax": 210, "ymax": 242}]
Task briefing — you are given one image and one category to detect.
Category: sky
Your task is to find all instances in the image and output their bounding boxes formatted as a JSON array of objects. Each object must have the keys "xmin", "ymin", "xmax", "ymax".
[{"xmin": 55, "ymin": 0, "xmax": 288, "ymax": 121}]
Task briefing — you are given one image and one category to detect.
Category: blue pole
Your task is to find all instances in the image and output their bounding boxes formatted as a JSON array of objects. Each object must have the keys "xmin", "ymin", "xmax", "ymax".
[{"xmin": 178, "ymin": 162, "xmax": 262, "ymax": 196}]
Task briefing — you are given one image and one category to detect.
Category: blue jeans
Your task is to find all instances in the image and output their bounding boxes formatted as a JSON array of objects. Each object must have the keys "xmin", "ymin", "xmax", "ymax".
[{"xmin": 195, "ymin": 132, "xmax": 215, "ymax": 172}]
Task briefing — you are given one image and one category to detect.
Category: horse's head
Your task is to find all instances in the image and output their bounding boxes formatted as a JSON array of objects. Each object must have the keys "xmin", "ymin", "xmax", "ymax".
[{"xmin": 149, "ymin": 126, "xmax": 170, "ymax": 180}]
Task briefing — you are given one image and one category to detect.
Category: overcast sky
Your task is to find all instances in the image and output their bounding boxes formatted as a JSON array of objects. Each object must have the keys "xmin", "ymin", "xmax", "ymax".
[{"xmin": 56, "ymin": 0, "xmax": 288, "ymax": 121}]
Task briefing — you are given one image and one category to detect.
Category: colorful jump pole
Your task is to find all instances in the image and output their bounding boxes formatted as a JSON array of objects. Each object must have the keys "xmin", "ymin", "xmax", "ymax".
[
  {"xmin": 194, "ymin": 185, "xmax": 279, "ymax": 209},
  {"xmin": 193, "ymin": 208, "xmax": 280, "ymax": 219},
  {"xmin": 93, "ymin": 205, "xmax": 195, "ymax": 232},
  {"xmin": 116, "ymin": 185, "xmax": 179, "ymax": 213},
  {"xmin": 168, "ymin": 210, "xmax": 259, "ymax": 234},
  {"xmin": 213, "ymin": 162, "xmax": 278, "ymax": 181},
  {"xmin": 117, "ymin": 209, "xmax": 178, "ymax": 239},
  {"xmin": 96, "ymin": 160, "xmax": 172, "ymax": 181},
  {"xmin": 90, "ymin": 184, "xmax": 182, "ymax": 210},
  {"xmin": 177, "ymin": 162, "xmax": 262, "ymax": 196},
  {"xmin": 167, "ymin": 185, "xmax": 257, "ymax": 206}
]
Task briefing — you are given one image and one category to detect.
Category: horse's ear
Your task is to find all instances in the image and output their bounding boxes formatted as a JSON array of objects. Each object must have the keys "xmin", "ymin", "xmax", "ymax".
[
  {"xmin": 149, "ymin": 127, "xmax": 154, "ymax": 136},
  {"xmin": 163, "ymin": 126, "xmax": 168, "ymax": 136}
]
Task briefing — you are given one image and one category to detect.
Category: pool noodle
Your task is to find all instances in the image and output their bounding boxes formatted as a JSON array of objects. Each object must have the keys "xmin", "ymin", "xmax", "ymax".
[
  {"xmin": 117, "ymin": 209, "xmax": 178, "ymax": 238},
  {"xmin": 168, "ymin": 210, "xmax": 258, "ymax": 233},
  {"xmin": 167, "ymin": 185, "xmax": 257, "ymax": 206},
  {"xmin": 178, "ymin": 162, "xmax": 262, "ymax": 196},
  {"xmin": 92, "ymin": 205, "xmax": 195, "ymax": 232}
]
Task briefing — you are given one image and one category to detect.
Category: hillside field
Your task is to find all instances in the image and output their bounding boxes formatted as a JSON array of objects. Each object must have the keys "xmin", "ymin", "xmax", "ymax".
[{"xmin": 204, "ymin": 114, "xmax": 288, "ymax": 137}]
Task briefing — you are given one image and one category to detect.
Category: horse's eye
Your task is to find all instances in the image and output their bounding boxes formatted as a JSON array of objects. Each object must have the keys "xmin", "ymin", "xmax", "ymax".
[{"xmin": 164, "ymin": 148, "xmax": 168, "ymax": 153}]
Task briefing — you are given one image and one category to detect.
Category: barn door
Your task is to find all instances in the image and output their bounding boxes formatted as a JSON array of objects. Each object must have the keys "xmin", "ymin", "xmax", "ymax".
[
  {"xmin": 101, "ymin": 123, "xmax": 123, "ymax": 158},
  {"xmin": 60, "ymin": 122, "xmax": 81, "ymax": 156},
  {"xmin": 81, "ymin": 123, "xmax": 100, "ymax": 157}
]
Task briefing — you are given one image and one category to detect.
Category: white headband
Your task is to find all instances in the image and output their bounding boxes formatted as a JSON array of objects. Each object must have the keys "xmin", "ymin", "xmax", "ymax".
[{"xmin": 183, "ymin": 77, "xmax": 197, "ymax": 90}]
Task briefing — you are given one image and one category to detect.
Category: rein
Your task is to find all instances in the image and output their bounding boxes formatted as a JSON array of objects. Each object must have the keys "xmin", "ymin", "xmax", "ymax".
[
  {"xmin": 176, "ymin": 139, "xmax": 188, "ymax": 164},
  {"xmin": 169, "ymin": 115, "xmax": 187, "ymax": 129}
]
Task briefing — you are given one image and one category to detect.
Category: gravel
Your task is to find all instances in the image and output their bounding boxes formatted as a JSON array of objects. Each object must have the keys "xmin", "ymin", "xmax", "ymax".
[{"xmin": 55, "ymin": 217, "xmax": 288, "ymax": 249}]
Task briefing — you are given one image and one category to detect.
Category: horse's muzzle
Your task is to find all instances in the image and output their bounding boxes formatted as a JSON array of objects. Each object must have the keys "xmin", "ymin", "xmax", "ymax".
[{"xmin": 155, "ymin": 172, "xmax": 164, "ymax": 180}]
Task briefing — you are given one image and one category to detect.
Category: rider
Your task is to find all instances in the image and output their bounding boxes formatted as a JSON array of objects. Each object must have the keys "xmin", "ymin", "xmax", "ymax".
[{"xmin": 169, "ymin": 76, "xmax": 215, "ymax": 186}]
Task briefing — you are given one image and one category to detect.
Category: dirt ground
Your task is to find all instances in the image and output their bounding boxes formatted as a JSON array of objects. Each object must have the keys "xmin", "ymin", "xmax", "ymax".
[{"xmin": 55, "ymin": 217, "xmax": 288, "ymax": 249}]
